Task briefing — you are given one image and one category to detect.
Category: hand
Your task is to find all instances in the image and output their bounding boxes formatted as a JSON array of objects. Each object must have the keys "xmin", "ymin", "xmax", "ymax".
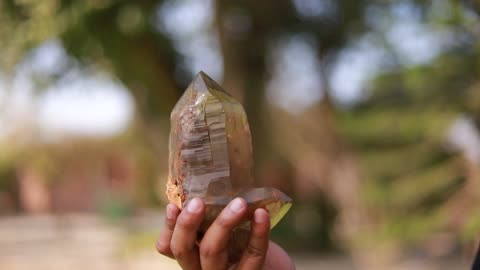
[{"xmin": 156, "ymin": 197, "xmax": 295, "ymax": 270}]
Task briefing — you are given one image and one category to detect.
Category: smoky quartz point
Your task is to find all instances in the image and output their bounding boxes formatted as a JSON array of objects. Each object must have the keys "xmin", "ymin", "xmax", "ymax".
[{"xmin": 166, "ymin": 71, "xmax": 292, "ymax": 260}]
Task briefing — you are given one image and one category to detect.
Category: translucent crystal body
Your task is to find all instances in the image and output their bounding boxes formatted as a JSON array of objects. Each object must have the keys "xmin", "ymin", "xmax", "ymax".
[{"xmin": 167, "ymin": 71, "xmax": 292, "ymax": 237}]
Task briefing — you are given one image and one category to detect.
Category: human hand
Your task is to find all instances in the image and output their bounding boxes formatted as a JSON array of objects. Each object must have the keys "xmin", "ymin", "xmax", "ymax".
[{"xmin": 156, "ymin": 197, "xmax": 295, "ymax": 270}]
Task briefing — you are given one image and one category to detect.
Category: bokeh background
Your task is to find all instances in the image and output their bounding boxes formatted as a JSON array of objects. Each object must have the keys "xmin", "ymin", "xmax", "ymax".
[{"xmin": 1, "ymin": 0, "xmax": 480, "ymax": 269}]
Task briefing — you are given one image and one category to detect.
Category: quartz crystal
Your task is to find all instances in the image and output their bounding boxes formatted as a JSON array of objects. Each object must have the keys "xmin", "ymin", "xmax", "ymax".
[{"xmin": 166, "ymin": 71, "xmax": 292, "ymax": 255}]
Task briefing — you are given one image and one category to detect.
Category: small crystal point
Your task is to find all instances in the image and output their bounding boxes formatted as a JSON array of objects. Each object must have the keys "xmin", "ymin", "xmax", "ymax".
[
  {"xmin": 166, "ymin": 71, "xmax": 292, "ymax": 261},
  {"xmin": 196, "ymin": 70, "xmax": 228, "ymax": 94},
  {"xmin": 240, "ymin": 188, "xmax": 293, "ymax": 228}
]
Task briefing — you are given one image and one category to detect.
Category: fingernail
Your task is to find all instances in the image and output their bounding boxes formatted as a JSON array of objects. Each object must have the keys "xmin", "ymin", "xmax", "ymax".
[
  {"xmin": 229, "ymin": 198, "xmax": 245, "ymax": 213},
  {"xmin": 187, "ymin": 198, "xmax": 202, "ymax": 213},
  {"xmin": 166, "ymin": 204, "xmax": 175, "ymax": 219},
  {"xmin": 254, "ymin": 209, "xmax": 268, "ymax": 224}
]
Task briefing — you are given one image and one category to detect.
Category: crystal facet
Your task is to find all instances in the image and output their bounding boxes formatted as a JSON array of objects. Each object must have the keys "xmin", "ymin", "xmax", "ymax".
[{"xmin": 166, "ymin": 71, "xmax": 292, "ymax": 261}]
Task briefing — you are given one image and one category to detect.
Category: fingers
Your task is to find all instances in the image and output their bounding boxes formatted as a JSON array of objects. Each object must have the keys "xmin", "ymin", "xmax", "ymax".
[
  {"xmin": 156, "ymin": 203, "xmax": 180, "ymax": 258},
  {"xmin": 264, "ymin": 242, "xmax": 296, "ymax": 270},
  {"xmin": 199, "ymin": 197, "xmax": 247, "ymax": 270},
  {"xmin": 156, "ymin": 198, "xmax": 273, "ymax": 270},
  {"xmin": 171, "ymin": 197, "xmax": 205, "ymax": 270},
  {"xmin": 236, "ymin": 208, "xmax": 270, "ymax": 270}
]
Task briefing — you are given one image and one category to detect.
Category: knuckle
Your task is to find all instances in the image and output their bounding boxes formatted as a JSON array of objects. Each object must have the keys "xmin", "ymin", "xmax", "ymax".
[
  {"xmin": 215, "ymin": 215, "xmax": 230, "ymax": 228},
  {"xmin": 176, "ymin": 215, "xmax": 198, "ymax": 230},
  {"xmin": 165, "ymin": 221, "xmax": 175, "ymax": 232},
  {"xmin": 214, "ymin": 212, "xmax": 238, "ymax": 230},
  {"xmin": 245, "ymin": 244, "xmax": 265, "ymax": 258},
  {"xmin": 156, "ymin": 239, "xmax": 170, "ymax": 255},
  {"xmin": 170, "ymin": 242, "xmax": 187, "ymax": 259},
  {"xmin": 199, "ymin": 243, "xmax": 220, "ymax": 258}
]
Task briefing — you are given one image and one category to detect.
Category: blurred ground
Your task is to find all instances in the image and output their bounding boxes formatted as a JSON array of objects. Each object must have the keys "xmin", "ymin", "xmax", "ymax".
[{"xmin": 0, "ymin": 214, "xmax": 471, "ymax": 270}]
